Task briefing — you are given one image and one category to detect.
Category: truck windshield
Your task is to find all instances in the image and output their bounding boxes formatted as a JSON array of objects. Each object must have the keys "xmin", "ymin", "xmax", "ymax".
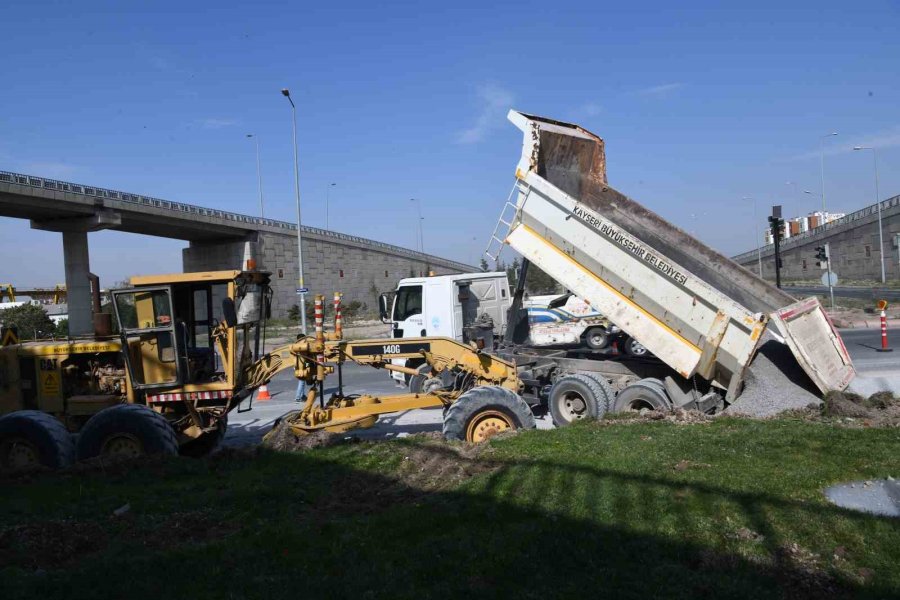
[{"xmin": 393, "ymin": 285, "xmax": 422, "ymax": 321}]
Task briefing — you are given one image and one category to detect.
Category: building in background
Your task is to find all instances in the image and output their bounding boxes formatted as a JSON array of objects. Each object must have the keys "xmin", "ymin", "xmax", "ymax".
[{"xmin": 763, "ymin": 211, "xmax": 846, "ymax": 245}]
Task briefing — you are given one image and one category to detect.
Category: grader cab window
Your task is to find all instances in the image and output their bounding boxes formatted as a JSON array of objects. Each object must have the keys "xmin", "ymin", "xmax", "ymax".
[{"xmin": 113, "ymin": 287, "xmax": 181, "ymax": 389}]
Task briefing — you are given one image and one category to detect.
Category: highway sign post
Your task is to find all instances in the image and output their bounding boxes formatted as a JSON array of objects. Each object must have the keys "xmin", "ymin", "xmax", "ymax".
[{"xmin": 296, "ymin": 287, "xmax": 309, "ymax": 295}]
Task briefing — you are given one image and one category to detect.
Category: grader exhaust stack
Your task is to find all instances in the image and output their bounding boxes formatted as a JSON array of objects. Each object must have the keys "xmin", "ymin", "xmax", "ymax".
[{"xmin": 499, "ymin": 110, "xmax": 855, "ymax": 398}]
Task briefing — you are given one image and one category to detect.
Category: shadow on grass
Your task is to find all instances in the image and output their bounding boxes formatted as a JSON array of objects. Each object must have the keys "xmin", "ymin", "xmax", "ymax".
[{"xmin": 2, "ymin": 439, "xmax": 897, "ymax": 600}]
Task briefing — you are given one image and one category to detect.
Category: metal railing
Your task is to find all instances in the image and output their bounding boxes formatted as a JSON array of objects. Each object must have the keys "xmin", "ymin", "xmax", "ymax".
[
  {"xmin": 731, "ymin": 193, "xmax": 900, "ymax": 262},
  {"xmin": 0, "ymin": 170, "xmax": 475, "ymax": 271}
]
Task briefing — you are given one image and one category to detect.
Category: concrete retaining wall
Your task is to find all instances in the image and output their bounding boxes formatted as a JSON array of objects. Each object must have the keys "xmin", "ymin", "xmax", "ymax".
[{"xmin": 184, "ymin": 231, "xmax": 464, "ymax": 318}]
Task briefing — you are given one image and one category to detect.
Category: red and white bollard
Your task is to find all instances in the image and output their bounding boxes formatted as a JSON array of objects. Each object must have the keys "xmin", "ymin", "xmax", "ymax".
[{"xmin": 878, "ymin": 308, "xmax": 893, "ymax": 353}]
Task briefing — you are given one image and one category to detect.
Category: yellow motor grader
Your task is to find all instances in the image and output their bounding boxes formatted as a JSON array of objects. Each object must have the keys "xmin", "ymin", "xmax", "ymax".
[
  {"xmin": 0, "ymin": 277, "xmax": 531, "ymax": 471},
  {"xmin": 0, "ymin": 269, "xmax": 291, "ymax": 470}
]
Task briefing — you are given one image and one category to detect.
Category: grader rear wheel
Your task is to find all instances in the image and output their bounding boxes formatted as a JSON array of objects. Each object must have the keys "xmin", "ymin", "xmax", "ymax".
[
  {"xmin": 77, "ymin": 404, "xmax": 178, "ymax": 461},
  {"xmin": 0, "ymin": 411, "xmax": 75, "ymax": 473},
  {"xmin": 443, "ymin": 386, "xmax": 535, "ymax": 443}
]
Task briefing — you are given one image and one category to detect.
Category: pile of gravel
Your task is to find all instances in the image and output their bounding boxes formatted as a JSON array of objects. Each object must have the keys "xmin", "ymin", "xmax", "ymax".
[{"xmin": 726, "ymin": 338, "xmax": 823, "ymax": 417}]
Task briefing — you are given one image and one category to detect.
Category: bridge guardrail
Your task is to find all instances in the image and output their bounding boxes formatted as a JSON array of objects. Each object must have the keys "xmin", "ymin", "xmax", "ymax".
[
  {"xmin": 0, "ymin": 170, "xmax": 474, "ymax": 271},
  {"xmin": 732, "ymin": 193, "xmax": 900, "ymax": 263}
]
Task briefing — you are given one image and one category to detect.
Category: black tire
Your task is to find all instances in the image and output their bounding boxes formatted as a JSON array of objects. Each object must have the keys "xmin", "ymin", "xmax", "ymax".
[
  {"xmin": 77, "ymin": 404, "xmax": 179, "ymax": 461},
  {"xmin": 583, "ymin": 326, "xmax": 610, "ymax": 350},
  {"xmin": 179, "ymin": 415, "xmax": 228, "ymax": 458},
  {"xmin": 613, "ymin": 379, "xmax": 673, "ymax": 413},
  {"xmin": 548, "ymin": 373, "xmax": 613, "ymax": 427},
  {"xmin": 0, "ymin": 411, "xmax": 75, "ymax": 472},
  {"xmin": 408, "ymin": 363, "xmax": 433, "ymax": 394},
  {"xmin": 621, "ymin": 336, "xmax": 649, "ymax": 357},
  {"xmin": 443, "ymin": 386, "xmax": 535, "ymax": 442}
]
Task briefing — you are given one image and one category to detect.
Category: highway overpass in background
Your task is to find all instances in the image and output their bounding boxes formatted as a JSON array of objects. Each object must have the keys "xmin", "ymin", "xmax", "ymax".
[{"xmin": 0, "ymin": 171, "xmax": 475, "ymax": 334}]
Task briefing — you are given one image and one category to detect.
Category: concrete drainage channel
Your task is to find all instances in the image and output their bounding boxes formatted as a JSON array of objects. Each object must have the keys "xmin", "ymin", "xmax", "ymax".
[{"xmin": 825, "ymin": 478, "xmax": 900, "ymax": 518}]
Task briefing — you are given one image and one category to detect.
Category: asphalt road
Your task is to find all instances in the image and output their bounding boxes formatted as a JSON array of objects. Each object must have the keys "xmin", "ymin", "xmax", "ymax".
[
  {"xmin": 224, "ymin": 327, "xmax": 900, "ymax": 447},
  {"xmin": 838, "ymin": 327, "xmax": 900, "ymax": 376},
  {"xmin": 785, "ymin": 286, "xmax": 900, "ymax": 301}
]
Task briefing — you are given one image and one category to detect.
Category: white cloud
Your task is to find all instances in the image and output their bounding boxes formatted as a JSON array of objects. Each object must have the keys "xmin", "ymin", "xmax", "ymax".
[
  {"xmin": 637, "ymin": 82, "xmax": 684, "ymax": 97},
  {"xmin": 457, "ymin": 84, "xmax": 514, "ymax": 144},
  {"xmin": 200, "ymin": 118, "xmax": 237, "ymax": 130},
  {"xmin": 786, "ymin": 126, "xmax": 900, "ymax": 161}
]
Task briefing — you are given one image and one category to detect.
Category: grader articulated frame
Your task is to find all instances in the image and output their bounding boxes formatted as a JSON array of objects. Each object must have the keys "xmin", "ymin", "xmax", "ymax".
[{"xmin": 269, "ymin": 294, "xmax": 528, "ymax": 443}]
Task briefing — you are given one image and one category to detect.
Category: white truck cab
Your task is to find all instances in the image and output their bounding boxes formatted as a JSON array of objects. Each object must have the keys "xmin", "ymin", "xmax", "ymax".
[{"xmin": 380, "ymin": 272, "xmax": 511, "ymax": 384}]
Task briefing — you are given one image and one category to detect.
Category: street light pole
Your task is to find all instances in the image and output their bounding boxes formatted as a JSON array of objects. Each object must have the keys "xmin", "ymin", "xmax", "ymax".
[
  {"xmin": 246, "ymin": 134, "xmax": 265, "ymax": 217},
  {"xmin": 744, "ymin": 196, "xmax": 762, "ymax": 277},
  {"xmin": 325, "ymin": 182, "xmax": 336, "ymax": 230},
  {"xmin": 820, "ymin": 132, "xmax": 838, "ymax": 217},
  {"xmin": 282, "ymin": 88, "xmax": 307, "ymax": 334},
  {"xmin": 854, "ymin": 146, "xmax": 886, "ymax": 283}
]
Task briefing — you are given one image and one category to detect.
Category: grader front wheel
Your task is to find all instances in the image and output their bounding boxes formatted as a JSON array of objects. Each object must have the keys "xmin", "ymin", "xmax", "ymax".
[{"xmin": 443, "ymin": 386, "xmax": 535, "ymax": 443}]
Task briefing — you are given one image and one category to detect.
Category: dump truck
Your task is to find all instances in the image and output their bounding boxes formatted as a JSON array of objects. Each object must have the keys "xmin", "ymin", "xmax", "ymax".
[
  {"xmin": 0, "ymin": 269, "xmax": 295, "ymax": 471},
  {"xmin": 484, "ymin": 110, "xmax": 856, "ymax": 422}
]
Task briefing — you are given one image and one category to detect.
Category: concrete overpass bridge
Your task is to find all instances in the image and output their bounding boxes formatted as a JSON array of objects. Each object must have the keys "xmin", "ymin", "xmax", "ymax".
[
  {"xmin": 1, "ymin": 171, "xmax": 475, "ymax": 334},
  {"xmin": 732, "ymin": 193, "xmax": 900, "ymax": 285}
]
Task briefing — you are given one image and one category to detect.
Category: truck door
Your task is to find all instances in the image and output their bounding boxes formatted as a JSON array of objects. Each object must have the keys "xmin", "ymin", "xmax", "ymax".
[
  {"xmin": 112, "ymin": 286, "xmax": 184, "ymax": 391},
  {"xmin": 392, "ymin": 284, "xmax": 424, "ymax": 339}
]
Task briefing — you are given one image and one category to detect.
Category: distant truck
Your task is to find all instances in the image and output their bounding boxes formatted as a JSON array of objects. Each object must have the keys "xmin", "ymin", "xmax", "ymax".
[{"xmin": 382, "ymin": 271, "xmax": 511, "ymax": 386}]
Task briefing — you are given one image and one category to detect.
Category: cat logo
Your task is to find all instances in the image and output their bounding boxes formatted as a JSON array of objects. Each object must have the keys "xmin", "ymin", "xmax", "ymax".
[{"xmin": 1, "ymin": 327, "xmax": 19, "ymax": 347}]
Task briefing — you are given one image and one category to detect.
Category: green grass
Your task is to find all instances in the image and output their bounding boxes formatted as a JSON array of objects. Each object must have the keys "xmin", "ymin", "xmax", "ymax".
[{"xmin": 2, "ymin": 418, "xmax": 900, "ymax": 599}]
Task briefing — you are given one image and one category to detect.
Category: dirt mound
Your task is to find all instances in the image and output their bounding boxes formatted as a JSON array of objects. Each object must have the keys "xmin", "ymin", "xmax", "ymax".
[
  {"xmin": 822, "ymin": 391, "xmax": 873, "ymax": 418},
  {"xmin": 602, "ymin": 408, "xmax": 712, "ymax": 426},
  {"xmin": 261, "ymin": 418, "xmax": 344, "ymax": 452}
]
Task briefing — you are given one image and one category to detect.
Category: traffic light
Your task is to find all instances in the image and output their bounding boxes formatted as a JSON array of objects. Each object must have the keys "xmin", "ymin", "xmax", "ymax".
[{"xmin": 815, "ymin": 244, "xmax": 829, "ymax": 269}]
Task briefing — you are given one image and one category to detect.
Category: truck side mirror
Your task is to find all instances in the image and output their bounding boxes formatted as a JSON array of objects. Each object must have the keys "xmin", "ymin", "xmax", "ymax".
[
  {"xmin": 222, "ymin": 298, "xmax": 237, "ymax": 328},
  {"xmin": 378, "ymin": 294, "xmax": 391, "ymax": 324}
]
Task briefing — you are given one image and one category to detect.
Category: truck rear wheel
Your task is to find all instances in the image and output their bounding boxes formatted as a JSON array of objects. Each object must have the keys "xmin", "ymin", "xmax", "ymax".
[
  {"xmin": 613, "ymin": 379, "xmax": 673, "ymax": 413},
  {"xmin": 408, "ymin": 363, "xmax": 433, "ymax": 393},
  {"xmin": 0, "ymin": 411, "xmax": 75, "ymax": 472},
  {"xmin": 548, "ymin": 373, "xmax": 613, "ymax": 427},
  {"xmin": 76, "ymin": 404, "xmax": 179, "ymax": 461},
  {"xmin": 443, "ymin": 386, "xmax": 535, "ymax": 443}
]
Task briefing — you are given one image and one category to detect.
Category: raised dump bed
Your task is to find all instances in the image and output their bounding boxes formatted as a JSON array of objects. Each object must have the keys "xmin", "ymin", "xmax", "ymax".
[{"xmin": 498, "ymin": 111, "xmax": 855, "ymax": 400}]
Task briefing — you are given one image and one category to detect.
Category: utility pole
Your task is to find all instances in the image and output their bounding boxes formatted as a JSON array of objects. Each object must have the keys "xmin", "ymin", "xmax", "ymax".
[
  {"xmin": 282, "ymin": 88, "xmax": 307, "ymax": 334},
  {"xmin": 816, "ymin": 244, "xmax": 835, "ymax": 309}
]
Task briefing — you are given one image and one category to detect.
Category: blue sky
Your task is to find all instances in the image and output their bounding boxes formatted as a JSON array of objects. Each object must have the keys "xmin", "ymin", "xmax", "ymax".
[{"xmin": 2, "ymin": 0, "xmax": 899, "ymax": 287}]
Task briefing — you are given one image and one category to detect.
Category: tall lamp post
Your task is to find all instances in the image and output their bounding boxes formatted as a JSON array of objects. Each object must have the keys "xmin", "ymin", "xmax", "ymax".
[
  {"xmin": 744, "ymin": 196, "xmax": 762, "ymax": 277},
  {"xmin": 819, "ymin": 132, "xmax": 838, "ymax": 217},
  {"xmin": 325, "ymin": 182, "xmax": 336, "ymax": 230},
  {"xmin": 281, "ymin": 88, "xmax": 307, "ymax": 334},
  {"xmin": 854, "ymin": 146, "xmax": 886, "ymax": 283},
  {"xmin": 246, "ymin": 134, "xmax": 265, "ymax": 217}
]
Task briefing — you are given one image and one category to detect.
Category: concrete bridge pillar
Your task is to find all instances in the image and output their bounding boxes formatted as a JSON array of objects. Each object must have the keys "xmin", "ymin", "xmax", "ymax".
[
  {"xmin": 61, "ymin": 231, "xmax": 93, "ymax": 336},
  {"xmin": 31, "ymin": 209, "xmax": 121, "ymax": 337}
]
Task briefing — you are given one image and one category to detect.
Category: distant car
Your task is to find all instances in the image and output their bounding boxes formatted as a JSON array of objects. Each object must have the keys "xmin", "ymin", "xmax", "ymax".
[{"xmin": 524, "ymin": 294, "xmax": 619, "ymax": 350}]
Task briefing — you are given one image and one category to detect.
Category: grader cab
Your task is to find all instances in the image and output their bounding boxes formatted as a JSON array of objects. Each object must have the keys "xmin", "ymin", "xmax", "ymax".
[{"xmin": 0, "ymin": 269, "xmax": 280, "ymax": 472}]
